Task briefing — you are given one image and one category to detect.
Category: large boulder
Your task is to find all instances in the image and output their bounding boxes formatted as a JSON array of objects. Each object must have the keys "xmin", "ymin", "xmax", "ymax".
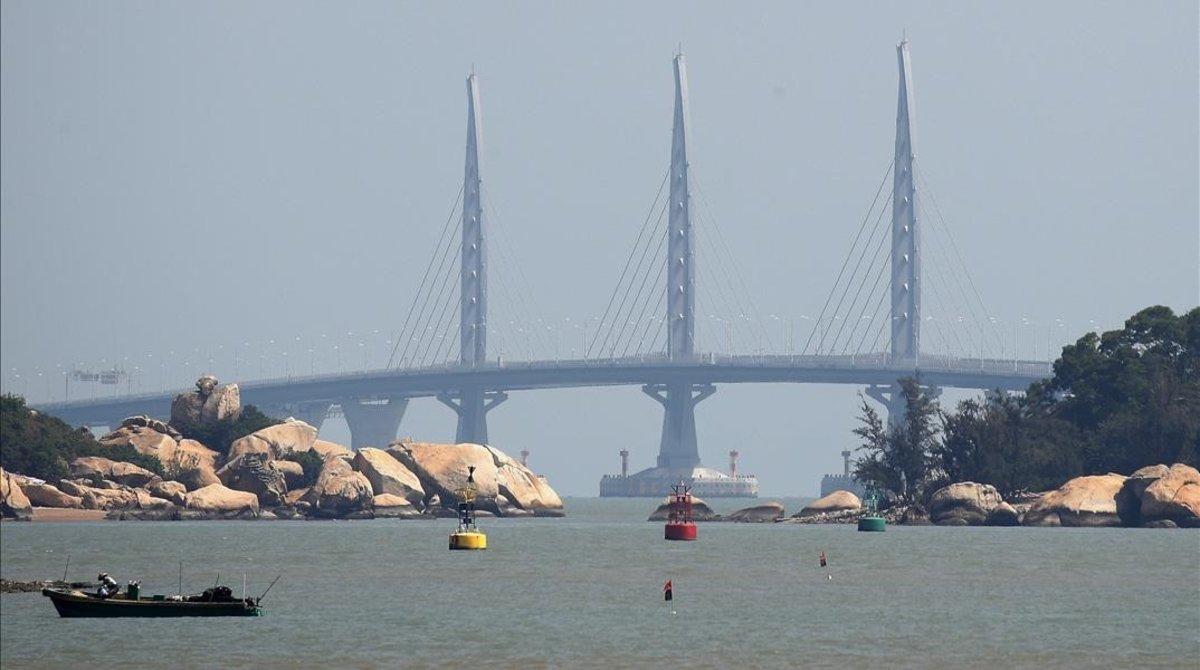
[
  {"xmin": 1023, "ymin": 474, "xmax": 1136, "ymax": 527},
  {"xmin": 170, "ymin": 375, "xmax": 241, "ymax": 435},
  {"xmin": 117, "ymin": 415, "xmax": 182, "ymax": 440},
  {"xmin": 724, "ymin": 501, "xmax": 785, "ymax": 522},
  {"xmin": 216, "ymin": 453, "xmax": 289, "ymax": 507},
  {"xmin": 1, "ymin": 468, "xmax": 33, "ymax": 520},
  {"xmin": 21, "ymin": 482, "xmax": 84, "ymax": 509},
  {"xmin": 228, "ymin": 419, "xmax": 317, "ymax": 460},
  {"xmin": 797, "ymin": 490, "xmax": 862, "ymax": 517},
  {"xmin": 928, "ymin": 482, "xmax": 1004, "ymax": 526},
  {"xmin": 176, "ymin": 463, "xmax": 221, "ymax": 492},
  {"xmin": 170, "ymin": 439, "xmax": 221, "ymax": 492},
  {"xmin": 303, "ymin": 458, "xmax": 373, "ymax": 518},
  {"xmin": 483, "ymin": 446, "xmax": 564, "ymax": 514},
  {"xmin": 147, "ymin": 480, "xmax": 188, "ymax": 506},
  {"xmin": 79, "ymin": 485, "xmax": 138, "ymax": 510},
  {"xmin": 986, "ymin": 502, "xmax": 1020, "ymax": 526},
  {"xmin": 1139, "ymin": 463, "xmax": 1200, "ymax": 526},
  {"xmin": 69, "ymin": 457, "xmax": 159, "ymax": 488},
  {"xmin": 387, "ymin": 442, "xmax": 501, "ymax": 511},
  {"xmin": 371, "ymin": 493, "xmax": 424, "ymax": 519},
  {"xmin": 353, "ymin": 448, "xmax": 424, "ymax": 507},
  {"xmin": 312, "ymin": 439, "xmax": 352, "ymax": 460},
  {"xmin": 201, "ymin": 383, "xmax": 241, "ymax": 425},
  {"xmin": 184, "ymin": 483, "xmax": 259, "ymax": 517},
  {"xmin": 648, "ymin": 496, "xmax": 720, "ymax": 521},
  {"xmin": 99, "ymin": 425, "xmax": 179, "ymax": 463}
]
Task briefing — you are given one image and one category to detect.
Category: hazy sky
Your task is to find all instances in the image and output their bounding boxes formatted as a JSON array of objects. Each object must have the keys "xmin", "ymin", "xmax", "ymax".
[{"xmin": 2, "ymin": 1, "xmax": 1197, "ymax": 495}]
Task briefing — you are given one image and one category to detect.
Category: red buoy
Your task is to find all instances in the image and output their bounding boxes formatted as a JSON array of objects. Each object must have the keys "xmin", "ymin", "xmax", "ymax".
[{"xmin": 664, "ymin": 482, "xmax": 698, "ymax": 541}]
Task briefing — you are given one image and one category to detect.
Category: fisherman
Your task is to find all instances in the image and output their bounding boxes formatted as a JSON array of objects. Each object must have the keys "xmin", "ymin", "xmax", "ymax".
[{"xmin": 96, "ymin": 572, "xmax": 119, "ymax": 598}]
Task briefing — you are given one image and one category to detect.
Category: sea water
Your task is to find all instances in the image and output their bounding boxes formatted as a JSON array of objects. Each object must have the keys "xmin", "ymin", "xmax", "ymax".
[{"xmin": 1, "ymin": 498, "xmax": 1197, "ymax": 669}]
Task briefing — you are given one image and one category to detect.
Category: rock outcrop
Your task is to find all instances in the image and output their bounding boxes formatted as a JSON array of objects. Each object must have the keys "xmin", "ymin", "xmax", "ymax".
[
  {"xmin": 388, "ymin": 442, "xmax": 501, "ymax": 510},
  {"xmin": 648, "ymin": 496, "xmax": 720, "ymax": 521},
  {"xmin": 99, "ymin": 424, "xmax": 179, "ymax": 463},
  {"xmin": 371, "ymin": 493, "xmax": 424, "ymax": 519},
  {"xmin": 1, "ymin": 468, "xmax": 33, "ymax": 520},
  {"xmin": 21, "ymin": 482, "xmax": 84, "ymax": 509},
  {"xmin": 928, "ymin": 482, "xmax": 1004, "ymax": 526},
  {"xmin": 303, "ymin": 457, "xmax": 373, "ymax": 518},
  {"xmin": 1138, "ymin": 463, "xmax": 1200, "ymax": 526},
  {"xmin": 797, "ymin": 490, "xmax": 862, "ymax": 517},
  {"xmin": 724, "ymin": 502, "xmax": 785, "ymax": 522},
  {"xmin": 216, "ymin": 453, "xmax": 289, "ymax": 507},
  {"xmin": 147, "ymin": 480, "xmax": 188, "ymax": 506},
  {"xmin": 183, "ymin": 483, "xmax": 259, "ymax": 517},
  {"xmin": 484, "ymin": 446, "xmax": 564, "ymax": 515},
  {"xmin": 312, "ymin": 439, "xmax": 352, "ymax": 460},
  {"xmin": 228, "ymin": 419, "xmax": 318, "ymax": 460},
  {"xmin": 170, "ymin": 374, "xmax": 241, "ymax": 435},
  {"xmin": 353, "ymin": 448, "xmax": 424, "ymax": 507},
  {"xmin": 69, "ymin": 457, "xmax": 159, "ymax": 488},
  {"xmin": 986, "ymin": 501, "xmax": 1020, "ymax": 526},
  {"xmin": 1022, "ymin": 474, "xmax": 1136, "ymax": 527}
]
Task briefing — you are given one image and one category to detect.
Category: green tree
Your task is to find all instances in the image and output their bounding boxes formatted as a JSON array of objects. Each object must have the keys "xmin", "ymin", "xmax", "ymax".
[
  {"xmin": 0, "ymin": 394, "xmax": 163, "ymax": 482},
  {"xmin": 852, "ymin": 377, "xmax": 940, "ymax": 503}
]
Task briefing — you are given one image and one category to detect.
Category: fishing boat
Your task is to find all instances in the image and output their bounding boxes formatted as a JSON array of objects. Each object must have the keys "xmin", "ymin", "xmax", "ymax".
[
  {"xmin": 42, "ymin": 585, "xmax": 262, "ymax": 618},
  {"xmin": 449, "ymin": 465, "xmax": 487, "ymax": 550}
]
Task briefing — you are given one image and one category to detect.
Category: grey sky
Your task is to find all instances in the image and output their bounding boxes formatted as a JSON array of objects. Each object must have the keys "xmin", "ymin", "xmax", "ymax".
[{"xmin": 2, "ymin": 1, "xmax": 1197, "ymax": 496}]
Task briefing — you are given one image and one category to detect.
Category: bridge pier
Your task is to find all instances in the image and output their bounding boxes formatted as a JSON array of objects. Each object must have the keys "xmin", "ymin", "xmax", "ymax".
[
  {"xmin": 437, "ymin": 388, "xmax": 507, "ymax": 444},
  {"xmin": 341, "ymin": 397, "xmax": 408, "ymax": 449},
  {"xmin": 642, "ymin": 382, "xmax": 715, "ymax": 470},
  {"xmin": 865, "ymin": 382, "xmax": 941, "ymax": 426},
  {"xmin": 262, "ymin": 401, "xmax": 330, "ymax": 431}
]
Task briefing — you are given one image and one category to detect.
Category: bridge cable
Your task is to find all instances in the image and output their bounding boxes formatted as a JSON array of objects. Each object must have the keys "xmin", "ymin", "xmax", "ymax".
[
  {"xmin": 800, "ymin": 161, "xmax": 894, "ymax": 356},
  {"xmin": 823, "ymin": 198, "xmax": 892, "ymax": 355},
  {"xmin": 395, "ymin": 200, "xmax": 462, "ymax": 368},
  {"xmin": 595, "ymin": 184, "xmax": 670, "ymax": 358},
  {"xmin": 586, "ymin": 168, "xmax": 671, "ymax": 358},
  {"xmin": 608, "ymin": 203, "xmax": 669, "ymax": 357},
  {"xmin": 388, "ymin": 185, "xmax": 464, "ymax": 368}
]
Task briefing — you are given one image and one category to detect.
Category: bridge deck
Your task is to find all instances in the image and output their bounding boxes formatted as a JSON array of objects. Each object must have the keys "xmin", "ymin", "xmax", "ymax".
[{"xmin": 33, "ymin": 353, "xmax": 1048, "ymax": 426}]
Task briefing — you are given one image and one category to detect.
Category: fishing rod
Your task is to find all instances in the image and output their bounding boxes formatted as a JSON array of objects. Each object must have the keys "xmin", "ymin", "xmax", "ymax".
[{"xmin": 256, "ymin": 574, "xmax": 282, "ymax": 603}]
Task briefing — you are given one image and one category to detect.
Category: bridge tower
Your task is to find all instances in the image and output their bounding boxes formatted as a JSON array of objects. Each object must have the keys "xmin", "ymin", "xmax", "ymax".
[
  {"xmin": 642, "ymin": 53, "xmax": 714, "ymax": 471},
  {"xmin": 438, "ymin": 71, "xmax": 507, "ymax": 444},
  {"xmin": 869, "ymin": 39, "xmax": 929, "ymax": 422}
]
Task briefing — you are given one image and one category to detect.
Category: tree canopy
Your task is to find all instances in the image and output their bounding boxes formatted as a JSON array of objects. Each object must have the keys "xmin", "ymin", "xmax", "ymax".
[
  {"xmin": 852, "ymin": 305, "xmax": 1198, "ymax": 501},
  {"xmin": 0, "ymin": 394, "xmax": 163, "ymax": 482}
]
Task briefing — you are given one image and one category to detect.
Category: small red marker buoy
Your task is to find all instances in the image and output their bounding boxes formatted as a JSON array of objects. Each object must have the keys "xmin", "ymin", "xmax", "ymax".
[
  {"xmin": 664, "ymin": 482, "xmax": 698, "ymax": 541},
  {"xmin": 663, "ymin": 580, "xmax": 673, "ymax": 601}
]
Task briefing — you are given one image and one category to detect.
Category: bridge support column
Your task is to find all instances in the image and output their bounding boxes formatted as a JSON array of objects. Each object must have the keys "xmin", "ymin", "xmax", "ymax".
[
  {"xmin": 643, "ymin": 382, "xmax": 715, "ymax": 470},
  {"xmin": 342, "ymin": 397, "xmax": 408, "ymax": 449},
  {"xmin": 262, "ymin": 402, "xmax": 331, "ymax": 431},
  {"xmin": 437, "ymin": 388, "xmax": 507, "ymax": 444},
  {"xmin": 865, "ymin": 382, "xmax": 941, "ymax": 426}
]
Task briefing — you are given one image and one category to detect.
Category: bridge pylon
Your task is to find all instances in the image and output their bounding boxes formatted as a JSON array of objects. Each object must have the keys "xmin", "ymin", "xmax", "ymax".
[
  {"xmin": 877, "ymin": 39, "xmax": 923, "ymax": 425},
  {"xmin": 652, "ymin": 53, "xmax": 715, "ymax": 468},
  {"xmin": 438, "ymin": 71, "xmax": 505, "ymax": 445}
]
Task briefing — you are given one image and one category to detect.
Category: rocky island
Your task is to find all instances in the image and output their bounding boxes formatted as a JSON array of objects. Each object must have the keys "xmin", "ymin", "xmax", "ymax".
[{"xmin": 1, "ymin": 376, "xmax": 562, "ymax": 522}]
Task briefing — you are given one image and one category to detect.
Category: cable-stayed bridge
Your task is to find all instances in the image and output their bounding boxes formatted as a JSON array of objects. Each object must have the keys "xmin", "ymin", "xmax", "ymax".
[{"xmin": 35, "ymin": 42, "xmax": 1049, "ymax": 492}]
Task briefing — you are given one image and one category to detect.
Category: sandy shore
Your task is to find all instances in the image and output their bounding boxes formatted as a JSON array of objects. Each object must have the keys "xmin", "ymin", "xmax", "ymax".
[{"xmin": 30, "ymin": 508, "xmax": 108, "ymax": 522}]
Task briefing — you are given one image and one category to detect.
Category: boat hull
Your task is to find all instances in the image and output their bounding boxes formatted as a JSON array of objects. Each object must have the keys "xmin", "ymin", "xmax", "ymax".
[{"xmin": 42, "ymin": 589, "xmax": 260, "ymax": 617}]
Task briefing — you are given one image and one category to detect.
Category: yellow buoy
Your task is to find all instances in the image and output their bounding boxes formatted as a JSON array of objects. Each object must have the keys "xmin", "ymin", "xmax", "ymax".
[
  {"xmin": 449, "ymin": 465, "xmax": 487, "ymax": 551},
  {"xmin": 449, "ymin": 530, "xmax": 487, "ymax": 550}
]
